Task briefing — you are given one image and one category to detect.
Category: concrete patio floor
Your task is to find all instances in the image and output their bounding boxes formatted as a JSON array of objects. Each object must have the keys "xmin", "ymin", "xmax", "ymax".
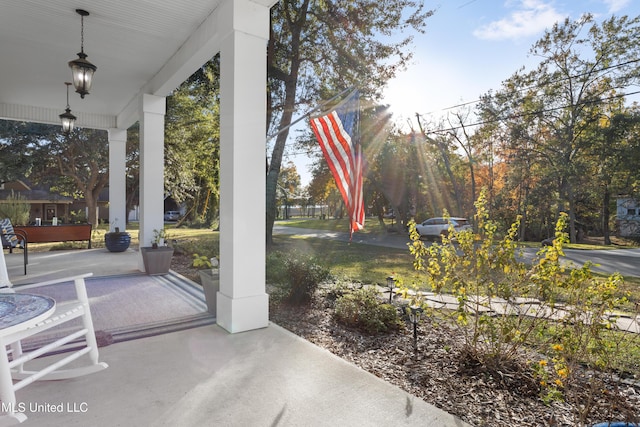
[{"xmin": 2, "ymin": 249, "xmax": 471, "ymax": 426}]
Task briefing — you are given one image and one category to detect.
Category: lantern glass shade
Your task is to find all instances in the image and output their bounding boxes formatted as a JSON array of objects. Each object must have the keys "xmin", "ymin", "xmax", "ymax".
[
  {"xmin": 408, "ymin": 305, "xmax": 423, "ymax": 323},
  {"xmin": 386, "ymin": 276, "xmax": 395, "ymax": 288},
  {"xmin": 59, "ymin": 108, "xmax": 76, "ymax": 133},
  {"xmin": 69, "ymin": 53, "xmax": 96, "ymax": 98}
]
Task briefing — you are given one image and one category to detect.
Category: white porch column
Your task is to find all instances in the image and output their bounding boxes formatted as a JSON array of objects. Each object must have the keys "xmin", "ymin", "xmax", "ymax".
[
  {"xmin": 217, "ymin": 0, "xmax": 270, "ymax": 333},
  {"xmin": 107, "ymin": 128, "xmax": 127, "ymax": 232},
  {"xmin": 138, "ymin": 94, "xmax": 166, "ymax": 270}
]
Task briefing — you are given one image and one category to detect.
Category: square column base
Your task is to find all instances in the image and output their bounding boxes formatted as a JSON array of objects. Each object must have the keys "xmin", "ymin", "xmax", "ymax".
[{"xmin": 216, "ymin": 292, "xmax": 269, "ymax": 333}]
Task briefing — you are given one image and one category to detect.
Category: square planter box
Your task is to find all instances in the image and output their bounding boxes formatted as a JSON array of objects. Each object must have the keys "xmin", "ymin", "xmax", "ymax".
[
  {"xmin": 141, "ymin": 246, "xmax": 174, "ymax": 275},
  {"xmin": 198, "ymin": 269, "xmax": 219, "ymax": 316}
]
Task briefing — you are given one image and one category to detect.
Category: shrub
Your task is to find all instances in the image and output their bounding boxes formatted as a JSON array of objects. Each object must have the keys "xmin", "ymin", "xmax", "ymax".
[
  {"xmin": 334, "ymin": 287, "xmax": 402, "ymax": 334},
  {"xmin": 184, "ymin": 216, "xmax": 216, "ymax": 229},
  {"xmin": 0, "ymin": 190, "xmax": 30, "ymax": 225},
  {"xmin": 266, "ymin": 250, "xmax": 331, "ymax": 305},
  {"xmin": 69, "ymin": 209, "xmax": 87, "ymax": 224},
  {"xmin": 174, "ymin": 238, "xmax": 217, "ymax": 259},
  {"xmin": 407, "ymin": 189, "xmax": 639, "ymax": 424},
  {"xmin": 192, "ymin": 254, "xmax": 212, "ymax": 269}
]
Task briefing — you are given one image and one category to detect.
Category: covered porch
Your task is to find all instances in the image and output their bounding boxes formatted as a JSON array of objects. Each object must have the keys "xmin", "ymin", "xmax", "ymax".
[{"xmin": 0, "ymin": 0, "xmax": 270, "ymax": 334}]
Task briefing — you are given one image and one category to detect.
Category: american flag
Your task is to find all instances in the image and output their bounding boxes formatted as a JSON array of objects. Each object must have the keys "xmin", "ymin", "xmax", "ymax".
[{"xmin": 310, "ymin": 89, "xmax": 364, "ymax": 239}]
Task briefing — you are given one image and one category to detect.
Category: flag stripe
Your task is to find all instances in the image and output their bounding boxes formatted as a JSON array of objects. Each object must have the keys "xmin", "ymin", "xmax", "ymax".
[
  {"xmin": 312, "ymin": 114, "xmax": 353, "ymax": 209},
  {"xmin": 311, "ymin": 113, "xmax": 353, "ymax": 207},
  {"xmin": 310, "ymin": 90, "xmax": 364, "ymax": 239}
]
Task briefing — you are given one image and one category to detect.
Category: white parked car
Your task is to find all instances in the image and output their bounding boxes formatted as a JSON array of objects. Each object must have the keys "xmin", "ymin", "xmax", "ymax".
[
  {"xmin": 164, "ymin": 211, "xmax": 181, "ymax": 221},
  {"xmin": 415, "ymin": 217, "xmax": 472, "ymax": 239}
]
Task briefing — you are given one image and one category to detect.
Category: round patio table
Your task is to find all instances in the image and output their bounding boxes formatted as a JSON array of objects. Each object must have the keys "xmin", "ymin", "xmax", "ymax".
[
  {"xmin": 0, "ymin": 293, "xmax": 55, "ymax": 422},
  {"xmin": 0, "ymin": 293, "xmax": 55, "ymax": 334}
]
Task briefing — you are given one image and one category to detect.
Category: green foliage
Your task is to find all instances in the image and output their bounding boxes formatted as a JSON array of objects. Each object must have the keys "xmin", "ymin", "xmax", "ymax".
[
  {"xmin": 192, "ymin": 254, "xmax": 212, "ymax": 269},
  {"xmin": 69, "ymin": 209, "xmax": 87, "ymax": 224},
  {"xmin": 266, "ymin": 250, "xmax": 331, "ymax": 305},
  {"xmin": 165, "ymin": 56, "xmax": 220, "ymax": 221},
  {"xmin": 0, "ymin": 190, "xmax": 30, "ymax": 225},
  {"xmin": 475, "ymin": 15, "xmax": 640, "ymax": 242},
  {"xmin": 270, "ymin": 234, "xmax": 416, "ymax": 287},
  {"xmin": 171, "ymin": 233, "xmax": 218, "ymax": 262},
  {"xmin": 152, "ymin": 228, "xmax": 171, "ymax": 247},
  {"xmin": 183, "ymin": 216, "xmax": 216, "ymax": 229},
  {"xmin": 0, "ymin": 120, "xmax": 47, "ymax": 181},
  {"xmin": 409, "ymin": 190, "xmax": 533, "ymax": 363},
  {"xmin": 334, "ymin": 287, "xmax": 402, "ymax": 335},
  {"xmin": 408, "ymin": 189, "xmax": 638, "ymax": 422}
]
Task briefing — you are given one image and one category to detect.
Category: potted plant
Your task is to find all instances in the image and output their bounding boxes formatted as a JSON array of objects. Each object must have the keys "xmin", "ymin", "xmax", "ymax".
[
  {"xmin": 104, "ymin": 220, "xmax": 131, "ymax": 252},
  {"xmin": 195, "ymin": 255, "xmax": 219, "ymax": 315},
  {"xmin": 141, "ymin": 228, "xmax": 174, "ymax": 275}
]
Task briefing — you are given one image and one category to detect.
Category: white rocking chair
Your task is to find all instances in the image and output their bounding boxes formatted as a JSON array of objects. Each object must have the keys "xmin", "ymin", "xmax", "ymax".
[{"xmin": 0, "ymin": 247, "xmax": 108, "ymax": 423}]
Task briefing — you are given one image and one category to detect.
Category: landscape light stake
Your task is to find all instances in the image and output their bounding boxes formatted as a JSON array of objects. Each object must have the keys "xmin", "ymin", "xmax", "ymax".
[
  {"xmin": 386, "ymin": 276, "xmax": 395, "ymax": 303},
  {"xmin": 408, "ymin": 305, "xmax": 423, "ymax": 350}
]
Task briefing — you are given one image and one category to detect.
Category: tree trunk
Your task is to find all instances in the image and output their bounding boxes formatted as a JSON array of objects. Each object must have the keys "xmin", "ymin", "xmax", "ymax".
[
  {"xmin": 84, "ymin": 190, "xmax": 99, "ymax": 226},
  {"xmin": 568, "ymin": 188, "xmax": 577, "ymax": 243},
  {"xmin": 602, "ymin": 185, "xmax": 611, "ymax": 245},
  {"xmin": 265, "ymin": 1, "xmax": 307, "ymax": 248},
  {"xmin": 520, "ymin": 184, "xmax": 528, "ymax": 242},
  {"xmin": 266, "ymin": 105, "xmax": 296, "ymax": 247}
]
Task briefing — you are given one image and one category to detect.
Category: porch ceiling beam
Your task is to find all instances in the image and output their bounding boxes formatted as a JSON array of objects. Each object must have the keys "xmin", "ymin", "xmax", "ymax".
[{"xmin": 117, "ymin": 3, "xmax": 223, "ymax": 129}]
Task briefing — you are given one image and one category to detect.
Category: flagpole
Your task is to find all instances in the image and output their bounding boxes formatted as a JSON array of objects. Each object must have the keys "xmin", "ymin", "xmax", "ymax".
[{"xmin": 266, "ymin": 86, "xmax": 355, "ymax": 141}]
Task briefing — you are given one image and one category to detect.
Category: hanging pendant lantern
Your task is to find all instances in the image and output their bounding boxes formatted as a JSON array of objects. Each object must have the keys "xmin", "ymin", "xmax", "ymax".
[
  {"xmin": 59, "ymin": 82, "xmax": 76, "ymax": 133},
  {"xmin": 68, "ymin": 9, "xmax": 97, "ymax": 98}
]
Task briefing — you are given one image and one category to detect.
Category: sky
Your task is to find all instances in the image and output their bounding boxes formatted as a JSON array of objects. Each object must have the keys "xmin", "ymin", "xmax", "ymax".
[
  {"xmin": 291, "ymin": 0, "xmax": 640, "ymax": 186},
  {"xmin": 383, "ymin": 0, "xmax": 639, "ymax": 122}
]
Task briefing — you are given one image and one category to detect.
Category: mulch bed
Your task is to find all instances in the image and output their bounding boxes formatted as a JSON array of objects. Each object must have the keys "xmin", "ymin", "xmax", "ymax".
[{"xmin": 268, "ymin": 286, "xmax": 640, "ymax": 427}]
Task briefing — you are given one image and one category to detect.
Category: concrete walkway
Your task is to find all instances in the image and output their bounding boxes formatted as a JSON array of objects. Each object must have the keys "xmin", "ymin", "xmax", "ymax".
[
  {"xmin": 2, "ymin": 248, "xmax": 472, "ymax": 427},
  {"xmin": 396, "ymin": 290, "xmax": 640, "ymax": 335}
]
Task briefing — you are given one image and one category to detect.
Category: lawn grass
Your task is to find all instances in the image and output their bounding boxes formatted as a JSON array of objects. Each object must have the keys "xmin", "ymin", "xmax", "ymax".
[{"xmin": 271, "ymin": 234, "xmax": 418, "ymax": 286}]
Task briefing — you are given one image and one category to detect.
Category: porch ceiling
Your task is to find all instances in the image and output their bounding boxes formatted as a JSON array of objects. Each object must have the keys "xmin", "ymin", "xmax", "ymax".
[{"xmin": 0, "ymin": 0, "xmax": 242, "ymax": 130}]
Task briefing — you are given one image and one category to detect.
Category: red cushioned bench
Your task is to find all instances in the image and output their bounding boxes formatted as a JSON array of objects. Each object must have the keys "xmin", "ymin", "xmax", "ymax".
[{"xmin": 14, "ymin": 224, "xmax": 92, "ymax": 249}]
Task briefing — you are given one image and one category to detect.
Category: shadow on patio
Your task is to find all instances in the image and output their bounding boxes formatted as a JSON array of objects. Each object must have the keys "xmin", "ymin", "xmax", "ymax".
[{"xmin": 2, "ymin": 249, "xmax": 470, "ymax": 426}]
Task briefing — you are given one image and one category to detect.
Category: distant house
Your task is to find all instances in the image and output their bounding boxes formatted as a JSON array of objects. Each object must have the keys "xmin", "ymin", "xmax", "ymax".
[
  {"xmin": 0, "ymin": 180, "xmax": 73, "ymax": 224},
  {"xmin": 69, "ymin": 187, "xmax": 110, "ymax": 224},
  {"xmin": 616, "ymin": 197, "xmax": 640, "ymax": 238},
  {"xmin": 1, "ymin": 180, "xmax": 112, "ymax": 225}
]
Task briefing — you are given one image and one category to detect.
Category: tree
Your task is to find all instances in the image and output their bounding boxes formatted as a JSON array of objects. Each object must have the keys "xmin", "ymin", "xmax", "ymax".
[
  {"xmin": 587, "ymin": 105, "xmax": 640, "ymax": 243},
  {"xmin": 39, "ymin": 128, "xmax": 110, "ymax": 226},
  {"xmin": 277, "ymin": 161, "xmax": 301, "ymax": 219},
  {"xmin": 0, "ymin": 121, "xmax": 52, "ymax": 183},
  {"xmin": 445, "ymin": 108, "xmax": 479, "ymax": 210},
  {"xmin": 125, "ymin": 123, "xmax": 140, "ymax": 225},
  {"xmin": 0, "ymin": 122, "xmax": 112, "ymax": 227},
  {"xmin": 414, "ymin": 115, "xmax": 466, "ymax": 217},
  {"xmin": 265, "ymin": 0, "xmax": 434, "ymax": 246},
  {"xmin": 307, "ymin": 158, "xmax": 332, "ymax": 215},
  {"xmin": 164, "ymin": 57, "xmax": 220, "ymax": 225},
  {"xmin": 479, "ymin": 14, "xmax": 640, "ymax": 242}
]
